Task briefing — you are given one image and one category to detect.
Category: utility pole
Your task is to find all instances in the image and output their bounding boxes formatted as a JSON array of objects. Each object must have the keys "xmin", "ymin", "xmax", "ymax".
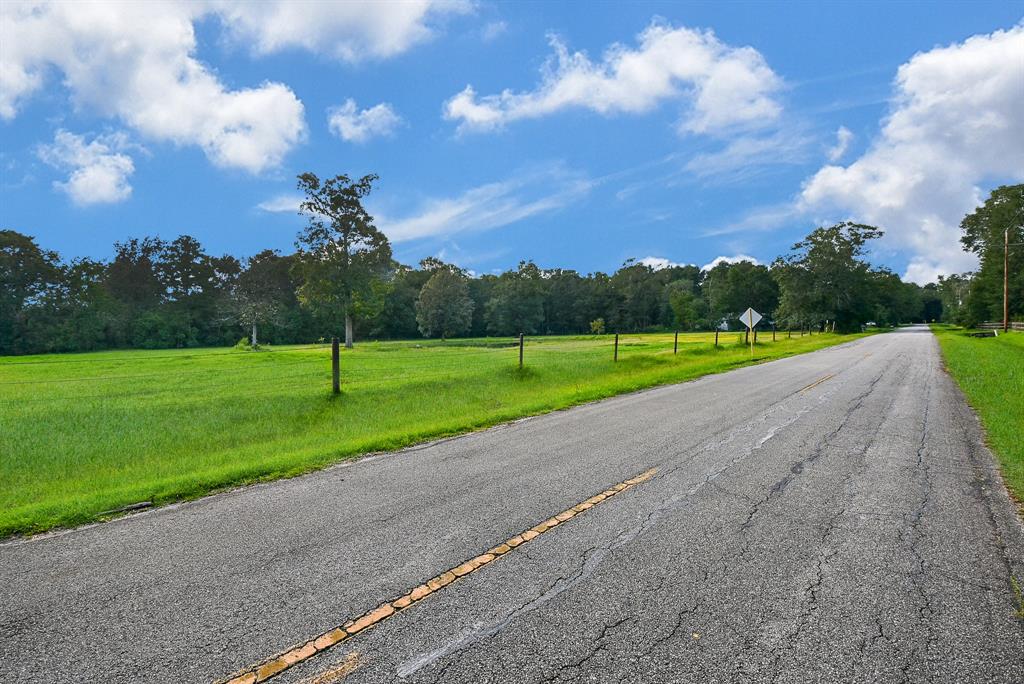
[{"xmin": 1006, "ymin": 227, "xmax": 1010, "ymax": 333}]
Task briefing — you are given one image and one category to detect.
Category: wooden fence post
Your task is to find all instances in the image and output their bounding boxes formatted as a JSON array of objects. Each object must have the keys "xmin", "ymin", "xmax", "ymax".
[
  {"xmin": 674, "ymin": 330, "xmax": 679, "ymax": 354},
  {"xmin": 614, "ymin": 333, "xmax": 619, "ymax": 362},
  {"xmin": 714, "ymin": 329, "xmax": 719, "ymax": 347},
  {"xmin": 754, "ymin": 328, "xmax": 758, "ymax": 344},
  {"xmin": 518, "ymin": 332, "xmax": 524, "ymax": 369},
  {"xmin": 331, "ymin": 337, "xmax": 340, "ymax": 394}
]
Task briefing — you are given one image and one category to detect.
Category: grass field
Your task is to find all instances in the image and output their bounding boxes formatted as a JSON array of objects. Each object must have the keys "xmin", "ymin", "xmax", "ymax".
[
  {"xmin": 0, "ymin": 330, "xmax": 863, "ymax": 537},
  {"xmin": 932, "ymin": 325, "xmax": 1024, "ymax": 507}
]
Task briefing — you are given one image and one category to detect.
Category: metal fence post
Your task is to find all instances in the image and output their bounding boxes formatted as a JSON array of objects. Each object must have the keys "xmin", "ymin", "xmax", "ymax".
[
  {"xmin": 614, "ymin": 333, "xmax": 619, "ymax": 362},
  {"xmin": 518, "ymin": 332, "xmax": 524, "ymax": 369}
]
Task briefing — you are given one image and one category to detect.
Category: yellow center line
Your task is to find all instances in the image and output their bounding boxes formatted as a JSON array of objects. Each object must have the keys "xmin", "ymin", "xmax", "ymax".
[
  {"xmin": 215, "ymin": 467, "xmax": 660, "ymax": 684},
  {"xmin": 798, "ymin": 373, "xmax": 835, "ymax": 394}
]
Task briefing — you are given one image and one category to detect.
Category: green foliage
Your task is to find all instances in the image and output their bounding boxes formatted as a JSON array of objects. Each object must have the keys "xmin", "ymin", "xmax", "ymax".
[
  {"xmin": 958, "ymin": 184, "xmax": 1024, "ymax": 326},
  {"xmin": 702, "ymin": 260, "xmax": 778, "ymax": 327},
  {"xmin": 485, "ymin": 261, "xmax": 546, "ymax": 335},
  {"xmin": 292, "ymin": 172, "xmax": 393, "ymax": 346},
  {"xmin": 415, "ymin": 267, "xmax": 474, "ymax": 338},
  {"xmin": 590, "ymin": 318, "xmax": 606, "ymax": 335},
  {"xmin": 773, "ymin": 222, "xmax": 907, "ymax": 332}
]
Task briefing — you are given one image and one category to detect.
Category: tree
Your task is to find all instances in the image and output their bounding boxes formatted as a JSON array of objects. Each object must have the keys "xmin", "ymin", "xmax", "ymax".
[
  {"xmin": 415, "ymin": 267, "xmax": 474, "ymax": 339},
  {"xmin": 0, "ymin": 230, "xmax": 62, "ymax": 354},
  {"xmin": 230, "ymin": 250, "xmax": 289, "ymax": 348},
  {"xmin": 701, "ymin": 261, "xmax": 778, "ymax": 328},
  {"xmin": 959, "ymin": 184, "xmax": 1024, "ymax": 325},
  {"xmin": 773, "ymin": 222, "xmax": 882, "ymax": 332},
  {"xmin": 485, "ymin": 261, "xmax": 546, "ymax": 335},
  {"xmin": 293, "ymin": 172, "xmax": 393, "ymax": 348}
]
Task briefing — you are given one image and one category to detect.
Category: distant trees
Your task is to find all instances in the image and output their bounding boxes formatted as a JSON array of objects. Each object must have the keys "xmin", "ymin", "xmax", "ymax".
[
  {"xmin": 14, "ymin": 172, "xmax": 1003, "ymax": 357},
  {"xmin": 415, "ymin": 264, "xmax": 474, "ymax": 339},
  {"xmin": 293, "ymin": 172, "xmax": 392, "ymax": 348},
  {"xmin": 485, "ymin": 261, "xmax": 546, "ymax": 335}
]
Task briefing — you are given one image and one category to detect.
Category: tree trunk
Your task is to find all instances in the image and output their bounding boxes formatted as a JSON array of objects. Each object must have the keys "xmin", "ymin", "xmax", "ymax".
[
  {"xmin": 345, "ymin": 313, "xmax": 354, "ymax": 349},
  {"xmin": 251, "ymin": 322, "xmax": 257, "ymax": 349}
]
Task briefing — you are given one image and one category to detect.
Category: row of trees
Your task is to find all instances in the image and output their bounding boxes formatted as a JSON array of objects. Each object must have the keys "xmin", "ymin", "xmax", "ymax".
[{"xmin": 5, "ymin": 175, "xmax": 1016, "ymax": 357}]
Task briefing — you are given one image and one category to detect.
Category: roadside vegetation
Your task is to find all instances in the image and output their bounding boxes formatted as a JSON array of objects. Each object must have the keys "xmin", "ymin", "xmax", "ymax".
[
  {"xmin": 932, "ymin": 325, "xmax": 1024, "ymax": 505},
  {"xmin": 0, "ymin": 331, "xmax": 863, "ymax": 537}
]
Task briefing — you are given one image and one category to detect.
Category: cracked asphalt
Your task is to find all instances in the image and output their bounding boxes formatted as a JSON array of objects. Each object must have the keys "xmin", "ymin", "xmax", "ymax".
[{"xmin": 2, "ymin": 325, "xmax": 1022, "ymax": 683}]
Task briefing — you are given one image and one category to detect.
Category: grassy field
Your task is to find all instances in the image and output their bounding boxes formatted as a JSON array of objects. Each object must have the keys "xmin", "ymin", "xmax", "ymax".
[
  {"xmin": 931, "ymin": 325, "xmax": 1024, "ymax": 506},
  {"xmin": 0, "ymin": 330, "xmax": 862, "ymax": 537}
]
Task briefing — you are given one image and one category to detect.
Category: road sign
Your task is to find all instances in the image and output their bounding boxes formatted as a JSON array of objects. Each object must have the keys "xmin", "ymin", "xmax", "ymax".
[{"xmin": 738, "ymin": 307, "xmax": 762, "ymax": 330}]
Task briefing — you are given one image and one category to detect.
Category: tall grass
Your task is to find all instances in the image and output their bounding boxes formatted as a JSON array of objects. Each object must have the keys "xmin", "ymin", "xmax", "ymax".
[
  {"xmin": 932, "ymin": 326, "xmax": 1024, "ymax": 506},
  {"xmin": 0, "ymin": 330, "xmax": 858, "ymax": 537}
]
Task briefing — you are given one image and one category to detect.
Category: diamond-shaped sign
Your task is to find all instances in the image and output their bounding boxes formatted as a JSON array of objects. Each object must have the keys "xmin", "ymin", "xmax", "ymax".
[{"xmin": 738, "ymin": 307, "xmax": 762, "ymax": 330}]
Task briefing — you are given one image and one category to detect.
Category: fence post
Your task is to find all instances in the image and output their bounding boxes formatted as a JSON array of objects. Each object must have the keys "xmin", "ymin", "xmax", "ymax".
[
  {"xmin": 787, "ymin": 328, "xmax": 791, "ymax": 339},
  {"xmin": 754, "ymin": 328, "xmax": 758, "ymax": 344},
  {"xmin": 331, "ymin": 337, "xmax": 340, "ymax": 394},
  {"xmin": 745, "ymin": 328, "xmax": 749, "ymax": 345},
  {"xmin": 614, "ymin": 333, "xmax": 619, "ymax": 362},
  {"xmin": 518, "ymin": 332, "xmax": 524, "ymax": 369},
  {"xmin": 674, "ymin": 330, "xmax": 679, "ymax": 354},
  {"xmin": 714, "ymin": 329, "xmax": 719, "ymax": 347}
]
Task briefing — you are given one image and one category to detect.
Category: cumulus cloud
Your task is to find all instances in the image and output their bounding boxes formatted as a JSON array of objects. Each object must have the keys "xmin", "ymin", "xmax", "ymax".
[
  {"xmin": 37, "ymin": 130, "xmax": 135, "ymax": 205},
  {"xmin": 638, "ymin": 256, "xmax": 691, "ymax": 270},
  {"xmin": 701, "ymin": 254, "xmax": 760, "ymax": 271},
  {"xmin": 444, "ymin": 20, "xmax": 782, "ymax": 134},
  {"xmin": 212, "ymin": 0, "xmax": 471, "ymax": 62},
  {"xmin": 799, "ymin": 25, "xmax": 1024, "ymax": 283},
  {"xmin": 826, "ymin": 126, "xmax": 853, "ymax": 162},
  {"xmin": 327, "ymin": 100, "xmax": 402, "ymax": 143},
  {"xmin": 376, "ymin": 166, "xmax": 593, "ymax": 243},
  {"xmin": 0, "ymin": 1, "xmax": 306, "ymax": 174}
]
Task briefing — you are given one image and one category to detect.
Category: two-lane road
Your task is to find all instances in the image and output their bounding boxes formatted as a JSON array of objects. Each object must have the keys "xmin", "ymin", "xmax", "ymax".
[{"xmin": 2, "ymin": 326, "xmax": 1022, "ymax": 683}]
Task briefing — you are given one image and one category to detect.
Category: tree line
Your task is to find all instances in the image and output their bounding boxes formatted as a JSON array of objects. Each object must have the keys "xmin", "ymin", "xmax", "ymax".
[{"xmin": 2, "ymin": 176, "xmax": 1019, "ymax": 356}]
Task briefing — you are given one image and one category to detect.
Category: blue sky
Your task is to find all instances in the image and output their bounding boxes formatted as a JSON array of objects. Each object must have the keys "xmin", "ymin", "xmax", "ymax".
[{"xmin": 2, "ymin": 1, "xmax": 1022, "ymax": 282}]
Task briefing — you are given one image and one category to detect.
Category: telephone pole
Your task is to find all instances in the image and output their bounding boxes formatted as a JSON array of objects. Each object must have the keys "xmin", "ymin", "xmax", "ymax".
[{"xmin": 1006, "ymin": 227, "xmax": 1010, "ymax": 333}]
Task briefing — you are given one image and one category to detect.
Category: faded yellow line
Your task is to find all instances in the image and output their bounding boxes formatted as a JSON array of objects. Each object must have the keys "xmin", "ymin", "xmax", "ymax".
[
  {"xmin": 215, "ymin": 467, "xmax": 660, "ymax": 684},
  {"xmin": 798, "ymin": 373, "xmax": 835, "ymax": 394}
]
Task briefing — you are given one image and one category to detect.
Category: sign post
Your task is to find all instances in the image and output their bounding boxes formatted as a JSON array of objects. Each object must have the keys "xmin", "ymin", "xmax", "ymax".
[{"xmin": 738, "ymin": 307, "xmax": 762, "ymax": 358}]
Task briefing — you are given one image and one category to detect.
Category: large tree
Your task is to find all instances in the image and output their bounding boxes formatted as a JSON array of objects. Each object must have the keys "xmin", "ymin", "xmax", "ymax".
[
  {"xmin": 293, "ymin": 172, "xmax": 393, "ymax": 348},
  {"xmin": 772, "ymin": 222, "xmax": 882, "ymax": 332},
  {"xmin": 0, "ymin": 230, "xmax": 62, "ymax": 354},
  {"xmin": 485, "ymin": 261, "xmax": 546, "ymax": 335},
  {"xmin": 959, "ymin": 184, "xmax": 1024, "ymax": 325},
  {"xmin": 415, "ymin": 266, "xmax": 474, "ymax": 339}
]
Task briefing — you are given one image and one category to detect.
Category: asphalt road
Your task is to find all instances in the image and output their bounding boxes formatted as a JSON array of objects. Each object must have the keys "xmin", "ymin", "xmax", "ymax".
[{"xmin": 2, "ymin": 326, "xmax": 1022, "ymax": 683}]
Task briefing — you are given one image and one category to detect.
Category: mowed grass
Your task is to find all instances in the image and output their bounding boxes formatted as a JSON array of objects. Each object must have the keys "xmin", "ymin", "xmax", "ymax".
[
  {"xmin": 0, "ymin": 330, "xmax": 862, "ymax": 537},
  {"xmin": 932, "ymin": 325, "xmax": 1024, "ymax": 506}
]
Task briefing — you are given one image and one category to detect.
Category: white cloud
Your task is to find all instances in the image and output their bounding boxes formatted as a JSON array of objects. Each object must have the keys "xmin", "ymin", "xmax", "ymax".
[
  {"xmin": 480, "ymin": 20, "xmax": 508, "ymax": 42},
  {"xmin": 799, "ymin": 25, "xmax": 1024, "ymax": 283},
  {"xmin": 684, "ymin": 130, "xmax": 810, "ymax": 181},
  {"xmin": 0, "ymin": 1, "xmax": 306, "ymax": 174},
  {"xmin": 638, "ymin": 256, "xmax": 691, "ymax": 270},
  {"xmin": 256, "ymin": 194, "xmax": 303, "ymax": 213},
  {"xmin": 212, "ymin": 0, "xmax": 471, "ymax": 62},
  {"xmin": 38, "ymin": 130, "xmax": 135, "ymax": 205},
  {"xmin": 826, "ymin": 125, "xmax": 853, "ymax": 162},
  {"xmin": 376, "ymin": 167, "xmax": 593, "ymax": 243},
  {"xmin": 701, "ymin": 254, "xmax": 760, "ymax": 271},
  {"xmin": 444, "ymin": 20, "xmax": 782, "ymax": 134},
  {"xmin": 327, "ymin": 100, "xmax": 402, "ymax": 143}
]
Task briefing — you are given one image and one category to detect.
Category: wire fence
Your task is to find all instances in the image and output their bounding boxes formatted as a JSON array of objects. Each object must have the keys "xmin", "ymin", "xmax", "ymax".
[{"xmin": 0, "ymin": 329, "xmax": 823, "ymax": 405}]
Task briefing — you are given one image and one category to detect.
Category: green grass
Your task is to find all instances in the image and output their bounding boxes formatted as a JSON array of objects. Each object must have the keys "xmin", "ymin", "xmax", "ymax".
[
  {"xmin": 0, "ymin": 330, "xmax": 862, "ymax": 537},
  {"xmin": 931, "ymin": 325, "xmax": 1024, "ymax": 508}
]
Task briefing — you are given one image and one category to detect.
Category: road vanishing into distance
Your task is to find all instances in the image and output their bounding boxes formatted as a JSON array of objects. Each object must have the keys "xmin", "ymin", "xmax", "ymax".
[{"xmin": 2, "ymin": 326, "xmax": 1022, "ymax": 683}]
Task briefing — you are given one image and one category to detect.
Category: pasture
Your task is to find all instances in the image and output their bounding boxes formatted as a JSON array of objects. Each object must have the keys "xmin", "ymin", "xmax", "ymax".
[{"xmin": 0, "ymin": 330, "xmax": 860, "ymax": 537}]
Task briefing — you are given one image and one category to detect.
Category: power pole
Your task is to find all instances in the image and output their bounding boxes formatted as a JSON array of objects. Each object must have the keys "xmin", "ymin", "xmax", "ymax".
[{"xmin": 1005, "ymin": 227, "xmax": 1010, "ymax": 333}]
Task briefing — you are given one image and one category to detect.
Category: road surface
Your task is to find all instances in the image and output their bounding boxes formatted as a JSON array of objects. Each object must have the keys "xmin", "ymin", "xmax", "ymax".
[{"xmin": 2, "ymin": 326, "xmax": 1022, "ymax": 683}]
